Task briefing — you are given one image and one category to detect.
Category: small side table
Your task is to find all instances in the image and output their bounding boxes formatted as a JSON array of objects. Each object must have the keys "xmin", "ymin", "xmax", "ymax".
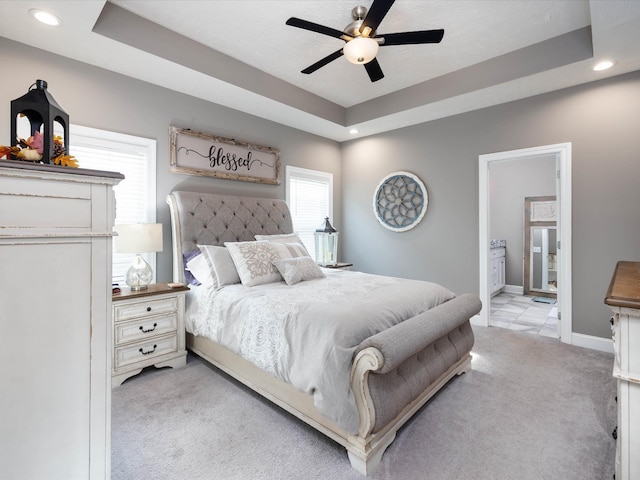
[
  {"xmin": 323, "ymin": 262, "xmax": 353, "ymax": 270},
  {"xmin": 112, "ymin": 283, "xmax": 189, "ymax": 387}
]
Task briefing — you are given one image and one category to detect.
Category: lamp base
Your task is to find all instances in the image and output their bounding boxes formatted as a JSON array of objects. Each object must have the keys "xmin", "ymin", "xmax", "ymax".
[
  {"xmin": 125, "ymin": 254, "xmax": 153, "ymax": 291},
  {"xmin": 129, "ymin": 285, "xmax": 148, "ymax": 291}
]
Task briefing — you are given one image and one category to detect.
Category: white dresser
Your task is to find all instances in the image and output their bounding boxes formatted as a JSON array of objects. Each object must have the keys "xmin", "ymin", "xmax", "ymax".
[
  {"xmin": 0, "ymin": 160, "xmax": 122, "ymax": 479},
  {"xmin": 605, "ymin": 261, "xmax": 640, "ymax": 480}
]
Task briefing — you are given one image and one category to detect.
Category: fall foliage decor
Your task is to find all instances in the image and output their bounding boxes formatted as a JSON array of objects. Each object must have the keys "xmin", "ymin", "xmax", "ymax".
[{"xmin": 0, "ymin": 131, "xmax": 78, "ymax": 168}]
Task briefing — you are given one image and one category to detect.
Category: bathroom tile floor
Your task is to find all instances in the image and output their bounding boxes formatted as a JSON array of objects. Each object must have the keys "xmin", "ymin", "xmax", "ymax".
[{"xmin": 487, "ymin": 292, "xmax": 559, "ymax": 339}]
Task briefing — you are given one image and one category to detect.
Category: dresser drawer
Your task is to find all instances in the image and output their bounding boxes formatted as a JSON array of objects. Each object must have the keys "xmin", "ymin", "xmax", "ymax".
[
  {"xmin": 114, "ymin": 313, "xmax": 178, "ymax": 346},
  {"xmin": 114, "ymin": 296, "xmax": 178, "ymax": 322},
  {"xmin": 490, "ymin": 247, "xmax": 505, "ymax": 259},
  {"xmin": 0, "ymin": 175, "xmax": 92, "ymax": 231},
  {"xmin": 114, "ymin": 334, "xmax": 178, "ymax": 369}
]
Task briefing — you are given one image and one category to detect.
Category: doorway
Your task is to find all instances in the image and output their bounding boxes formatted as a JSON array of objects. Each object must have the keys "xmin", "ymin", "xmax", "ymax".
[{"xmin": 478, "ymin": 143, "xmax": 572, "ymax": 344}]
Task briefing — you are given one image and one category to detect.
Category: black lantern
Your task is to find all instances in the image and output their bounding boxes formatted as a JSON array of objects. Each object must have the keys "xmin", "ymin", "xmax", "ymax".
[{"xmin": 10, "ymin": 79, "xmax": 69, "ymax": 164}]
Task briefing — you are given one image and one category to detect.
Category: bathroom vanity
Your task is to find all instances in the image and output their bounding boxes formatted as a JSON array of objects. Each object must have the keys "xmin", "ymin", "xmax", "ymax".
[{"xmin": 490, "ymin": 240, "xmax": 506, "ymax": 296}]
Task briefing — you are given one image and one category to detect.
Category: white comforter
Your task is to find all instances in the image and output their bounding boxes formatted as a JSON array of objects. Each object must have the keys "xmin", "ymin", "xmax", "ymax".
[{"xmin": 186, "ymin": 269, "xmax": 455, "ymax": 434}]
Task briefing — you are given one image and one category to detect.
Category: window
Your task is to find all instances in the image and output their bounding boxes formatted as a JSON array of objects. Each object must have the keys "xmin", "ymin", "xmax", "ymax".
[
  {"xmin": 68, "ymin": 125, "xmax": 156, "ymax": 284},
  {"xmin": 285, "ymin": 166, "xmax": 333, "ymax": 260}
]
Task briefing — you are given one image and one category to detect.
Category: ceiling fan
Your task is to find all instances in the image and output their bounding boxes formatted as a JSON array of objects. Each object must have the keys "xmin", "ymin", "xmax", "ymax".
[{"xmin": 285, "ymin": 0, "xmax": 444, "ymax": 82}]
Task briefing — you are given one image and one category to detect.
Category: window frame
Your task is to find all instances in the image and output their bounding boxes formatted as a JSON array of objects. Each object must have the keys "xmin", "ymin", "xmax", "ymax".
[
  {"xmin": 285, "ymin": 165, "xmax": 334, "ymax": 261},
  {"xmin": 69, "ymin": 124, "xmax": 157, "ymax": 284}
]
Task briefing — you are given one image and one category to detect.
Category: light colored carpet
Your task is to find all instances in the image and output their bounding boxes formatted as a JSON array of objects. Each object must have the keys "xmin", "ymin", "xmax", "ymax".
[{"xmin": 112, "ymin": 326, "xmax": 617, "ymax": 479}]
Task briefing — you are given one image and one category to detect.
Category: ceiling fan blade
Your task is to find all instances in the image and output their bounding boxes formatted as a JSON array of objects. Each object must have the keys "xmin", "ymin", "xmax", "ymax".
[
  {"xmin": 364, "ymin": 58, "xmax": 384, "ymax": 82},
  {"xmin": 301, "ymin": 49, "xmax": 344, "ymax": 74},
  {"xmin": 286, "ymin": 17, "xmax": 347, "ymax": 40},
  {"xmin": 380, "ymin": 29, "xmax": 445, "ymax": 46},
  {"xmin": 360, "ymin": 0, "xmax": 396, "ymax": 35}
]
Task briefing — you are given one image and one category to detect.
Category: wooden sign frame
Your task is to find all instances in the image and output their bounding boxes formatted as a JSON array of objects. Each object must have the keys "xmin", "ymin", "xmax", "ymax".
[{"xmin": 170, "ymin": 126, "xmax": 280, "ymax": 185}]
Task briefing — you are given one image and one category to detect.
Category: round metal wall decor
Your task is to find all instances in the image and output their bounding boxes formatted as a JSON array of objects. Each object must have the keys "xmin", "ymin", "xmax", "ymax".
[{"xmin": 373, "ymin": 171, "xmax": 428, "ymax": 232}]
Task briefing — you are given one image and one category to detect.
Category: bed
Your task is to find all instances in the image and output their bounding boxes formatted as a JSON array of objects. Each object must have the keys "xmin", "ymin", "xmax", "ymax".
[{"xmin": 166, "ymin": 190, "xmax": 481, "ymax": 475}]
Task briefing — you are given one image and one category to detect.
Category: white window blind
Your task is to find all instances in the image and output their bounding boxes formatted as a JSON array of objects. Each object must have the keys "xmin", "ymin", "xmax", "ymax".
[
  {"xmin": 68, "ymin": 125, "xmax": 156, "ymax": 284},
  {"xmin": 286, "ymin": 166, "xmax": 333, "ymax": 260}
]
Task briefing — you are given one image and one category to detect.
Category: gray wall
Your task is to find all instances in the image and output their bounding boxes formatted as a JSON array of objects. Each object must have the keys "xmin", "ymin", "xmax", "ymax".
[
  {"xmin": 3, "ymin": 37, "xmax": 640, "ymax": 340},
  {"xmin": 490, "ymin": 155, "xmax": 556, "ymax": 287},
  {"xmin": 0, "ymin": 38, "xmax": 342, "ymax": 282},
  {"xmin": 342, "ymin": 70, "xmax": 640, "ymax": 339}
]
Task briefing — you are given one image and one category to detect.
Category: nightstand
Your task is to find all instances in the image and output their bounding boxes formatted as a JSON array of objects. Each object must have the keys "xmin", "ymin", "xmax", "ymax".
[
  {"xmin": 323, "ymin": 262, "xmax": 353, "ymax": 270},
  {"xmin": 112, "ymin": 283, "xmax": 189, "ymax": 387}
]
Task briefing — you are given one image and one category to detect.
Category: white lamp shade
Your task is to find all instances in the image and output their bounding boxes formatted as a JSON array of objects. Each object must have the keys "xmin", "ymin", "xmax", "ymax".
[
  {"xmin": 343, "ymin": 36, "xmax": 379, "ymax": 64},
  {"xmin": 114, "ymin": 223, "xmax": 163, "ymax": 254}
]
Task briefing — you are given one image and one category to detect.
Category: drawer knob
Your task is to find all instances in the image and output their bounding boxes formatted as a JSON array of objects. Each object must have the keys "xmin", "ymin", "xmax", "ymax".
[
  {"xmin": 139, "ymin": 323, "xmax": 158, "ymax": 334},
  {"xmin": 139, "ymin": 344, "xmax": 157, "ymax": 356},
  {"xmin": 146, "ymin": 306, "xmax": 152, "ymax": 312}
]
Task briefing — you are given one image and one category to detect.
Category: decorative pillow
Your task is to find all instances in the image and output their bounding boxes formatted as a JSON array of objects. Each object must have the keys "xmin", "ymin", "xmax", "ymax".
[
  {"xmin": 183, "ymin": 250, "xmax": 202, "ymax": 286},
  {"xmin": 224, "ymin": 241, "xmax": 282, "ymax": 287},
  {"xmin": 197, "ymin": 244, "xmax": 241, "ymax": 288},
  {"xmin": 268, "ymin": 242, "xmax": 310, "ymax": 259},
  {"xmin": 254, "ymin": 233, "xmax": 311, "ymax": 256},
  {"xmin": 273, "ymin": 257, "xmax": 326, "ymax": 286},
  {"xmin": 186, "ymin": 253, "xmax": 215, "ymax": 287}
]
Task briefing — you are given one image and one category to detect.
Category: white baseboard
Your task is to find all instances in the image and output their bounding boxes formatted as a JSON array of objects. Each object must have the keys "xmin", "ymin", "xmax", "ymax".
[
  {"xmin": 503, "ymin": 284, "xmax": 524, "ymax": 295},
  {"xmin": 571, "ymin": 332, "xmax": 613, "ymax": 353}
]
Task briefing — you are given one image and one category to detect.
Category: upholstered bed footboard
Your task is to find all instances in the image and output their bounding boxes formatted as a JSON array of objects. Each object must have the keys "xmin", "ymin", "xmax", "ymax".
[{"xmin": 351, "ymin": 294, "xmax": 481, "ymax": 436}]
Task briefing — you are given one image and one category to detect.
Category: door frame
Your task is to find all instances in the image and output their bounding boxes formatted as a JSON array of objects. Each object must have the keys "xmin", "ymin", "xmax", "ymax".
[{"xmin": 478, "ymin": 143, "xmax": 572, "ymax": 343}]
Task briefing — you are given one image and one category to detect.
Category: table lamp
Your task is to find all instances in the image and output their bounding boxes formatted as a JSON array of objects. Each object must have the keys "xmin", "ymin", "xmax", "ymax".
[{"xmin": 114, "ymin": 223, "xmax": 163, "ymax": 290}]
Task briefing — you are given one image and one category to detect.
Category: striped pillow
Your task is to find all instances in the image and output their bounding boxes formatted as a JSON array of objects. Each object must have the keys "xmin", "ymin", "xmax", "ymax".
[
  {"xmin": 254, "ymin": 233, "xmax": 311, "ymax": 257},
  {"xmin": 269, "ymin": 242, "xmax": 310, "ymax": 259}
]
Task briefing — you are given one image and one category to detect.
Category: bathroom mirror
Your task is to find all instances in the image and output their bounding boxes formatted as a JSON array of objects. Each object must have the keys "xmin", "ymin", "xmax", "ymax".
[
  {"xmin": 523, "ymin": 196, "xmax": 557, "ymax": 297},
  {"xmin": 529, "ymin": 226, "xmax": 557, "ymax": 293}
]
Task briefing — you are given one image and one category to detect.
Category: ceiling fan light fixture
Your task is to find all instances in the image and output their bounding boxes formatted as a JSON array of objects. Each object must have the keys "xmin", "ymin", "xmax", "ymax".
[{"xmin": 343, "ymin": 36, "xmax": 379, "ymax": 65}]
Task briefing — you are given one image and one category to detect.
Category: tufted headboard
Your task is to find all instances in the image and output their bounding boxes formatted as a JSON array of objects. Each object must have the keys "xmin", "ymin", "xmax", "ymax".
[{"xmin": 166, "ymin": 191, "xmax": 294, "ymax": 283}]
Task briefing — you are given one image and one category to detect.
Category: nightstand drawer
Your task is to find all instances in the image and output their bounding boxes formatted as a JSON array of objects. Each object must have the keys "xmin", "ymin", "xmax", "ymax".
[
  {"xmin": 114, "ymin": 334, "xmax": 178, "ymax": 369},
  {"xmin": 114, "ymin": 296, "xmax": 178, "ymax": 322},
  {"xmin": 114, "ymin": 313, "xmax": 178, "ymax": 346}
]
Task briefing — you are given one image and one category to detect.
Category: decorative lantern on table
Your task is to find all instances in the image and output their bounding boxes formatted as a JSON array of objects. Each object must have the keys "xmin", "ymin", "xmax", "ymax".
[
  {"xmin": 314, "ymin": 217, "xmax": 339, "ymax": 266},
  {"xmin": 10, "ymin": 79, "xmax": 69, "ymax": 164}
]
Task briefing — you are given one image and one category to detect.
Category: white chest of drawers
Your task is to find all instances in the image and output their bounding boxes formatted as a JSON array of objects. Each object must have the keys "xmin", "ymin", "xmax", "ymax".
[
  {"xmin": 0, "ymin": 160, "xmax": 122, "ymax": 479},
  {"xmin": 112, "ymin": 283, "xmax": 188, "ymax": 386},
  {"xmin": 605, "ymin": 261, "xmax": 640, "ymax": 480}
]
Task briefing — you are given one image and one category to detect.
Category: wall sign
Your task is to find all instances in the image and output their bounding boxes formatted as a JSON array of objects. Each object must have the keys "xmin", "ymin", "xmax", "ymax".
[
  {"xmin": 170, "ymin": 126, "xmax": 280, "ymax": 185},
  {"xmin": 530, "ymin": 200, "xmax": 557, "ymax": 222},
  {"xmin": 373, "ymin": 171, "xmax": 428, "ymax": 232}
]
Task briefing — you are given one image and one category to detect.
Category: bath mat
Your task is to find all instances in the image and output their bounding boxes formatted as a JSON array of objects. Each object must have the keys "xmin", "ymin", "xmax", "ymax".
[{"xmin": 532, "ymin": 297, "xmax": 556, "ymax": 304}]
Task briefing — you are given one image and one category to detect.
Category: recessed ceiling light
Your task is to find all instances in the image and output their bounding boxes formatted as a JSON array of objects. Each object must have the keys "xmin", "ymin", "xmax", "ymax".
[
  {"xmin": 593, "ymin": 60, "xmax": 614, "ymax": 72},
  {"xmin": 29, "ymin": 9, "xmax": 61, "ymax": 26},
  {"xmin": 349, "ymin": 128, "xmax": 359, "ymax": 135}
]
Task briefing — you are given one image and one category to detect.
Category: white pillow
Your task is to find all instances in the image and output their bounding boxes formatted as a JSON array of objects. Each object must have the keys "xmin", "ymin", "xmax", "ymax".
[
  {"xmin": 254, "ymin": 233, "xmax": 311, "ymax": 256},
  {"xmin": 186, "ymin": 253, "xmax": 216, "ymax": 287},
  {"xmin": 224, "ymin": 241, "xmax": 282, "ymax": 287},
  {"xmin": 273, "ymin": 257, "xmax": 326, "ymax": 285},
  {"xmin": 197, "ymin": 244, "xmax": 241, "ymax": 288}
]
